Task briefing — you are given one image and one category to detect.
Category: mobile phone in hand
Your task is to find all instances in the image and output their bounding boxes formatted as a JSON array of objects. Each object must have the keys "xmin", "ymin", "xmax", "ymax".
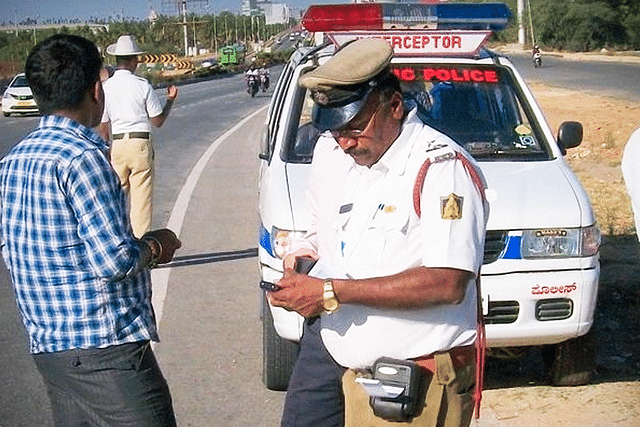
[
  {"xmin": 294, "ymin": 256, "xmax": 317, "ymax": 274},
  {"xmin": 260, "ymin": 281, "xmax": 281, "ymax": 292}
]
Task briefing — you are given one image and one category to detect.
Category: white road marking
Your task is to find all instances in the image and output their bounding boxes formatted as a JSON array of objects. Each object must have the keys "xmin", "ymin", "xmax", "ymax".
[{"xmin": 151, "ymin": 105, "xmax": 268, "ymax": 328}]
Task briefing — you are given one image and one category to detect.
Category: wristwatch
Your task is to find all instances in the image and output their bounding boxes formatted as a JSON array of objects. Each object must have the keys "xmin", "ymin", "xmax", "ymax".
[{"xmin": 322, "ymin": 279, "xmax": 340, "ymax": 314}]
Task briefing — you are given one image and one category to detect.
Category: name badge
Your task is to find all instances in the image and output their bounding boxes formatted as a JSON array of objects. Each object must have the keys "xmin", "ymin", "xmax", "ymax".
[{"xmin": 339, "ymin": 203, "xmax": 353, "ymax": 214}]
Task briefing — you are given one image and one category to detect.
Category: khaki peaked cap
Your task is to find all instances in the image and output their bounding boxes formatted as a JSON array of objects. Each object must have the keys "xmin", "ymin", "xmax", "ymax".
[
  {"xmin": 299, "ymin": 38, "xmax": 393, "ymax": 92},
  {"xmin": 299, "ymin": 38, "xmax": 394, "ymax": 131}
]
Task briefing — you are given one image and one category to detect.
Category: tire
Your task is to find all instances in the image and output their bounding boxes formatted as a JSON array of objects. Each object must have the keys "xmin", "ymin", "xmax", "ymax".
[
  {"xmin": 3, "ymin": 112, "xmax": 9, "ymax": 117},
  {"xmin": 542, "ymin": 328, "xmax": 596, "ymax": 386},
  {"xmin": 262, "ymin": 292, "xmax": 299, "ymax": 391}
]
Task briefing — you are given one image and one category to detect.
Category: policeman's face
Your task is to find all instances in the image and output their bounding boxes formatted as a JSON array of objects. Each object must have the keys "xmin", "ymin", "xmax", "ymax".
[{"xmin": 333, "ymin": 92, "xmax": 404, "ymax": 167}]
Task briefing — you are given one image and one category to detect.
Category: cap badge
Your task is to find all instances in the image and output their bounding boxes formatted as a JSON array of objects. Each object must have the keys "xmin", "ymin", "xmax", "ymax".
[{"xmin": 312, "ymin": 91, "xmax": 330, "ymax": 106}]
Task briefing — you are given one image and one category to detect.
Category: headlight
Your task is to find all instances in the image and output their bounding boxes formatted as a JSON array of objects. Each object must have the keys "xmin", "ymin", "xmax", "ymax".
[
  {"xmin": 521, "ymin": 225, "xmax": 600, "ymax": 258},
  {"xmin": 271, "ymin": 227, "xmax": 306, "ymax": 259}
]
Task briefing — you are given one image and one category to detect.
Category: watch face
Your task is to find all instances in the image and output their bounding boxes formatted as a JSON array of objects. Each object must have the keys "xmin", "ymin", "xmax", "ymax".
[
  {"xmin": 323, "ymin": 280, "xmax": 339, "ymax": 313},
  {"xmin": 324, "ymin": 298, "xmax": 339, "ymax": 312}
]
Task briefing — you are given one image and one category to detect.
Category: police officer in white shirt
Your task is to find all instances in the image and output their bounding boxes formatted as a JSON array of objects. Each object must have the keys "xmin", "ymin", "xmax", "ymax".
[
  {"xmin": 269, "ymin": 38, "xmax": 489, "ymax": 427},
  {"xmin": 99, "ymin": 35, "xmax": 178, "ymax": 237}
]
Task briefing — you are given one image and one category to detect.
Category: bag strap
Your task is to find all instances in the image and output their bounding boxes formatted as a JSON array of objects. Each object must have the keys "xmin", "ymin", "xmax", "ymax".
[{"xmin": 412, "ymin": 151, "xmax": 487, "ymax": 419}]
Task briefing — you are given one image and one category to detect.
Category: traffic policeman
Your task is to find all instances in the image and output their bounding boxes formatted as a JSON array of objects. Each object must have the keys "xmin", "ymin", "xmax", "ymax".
[{"xmin": 269, "ymin": 38, "xmax": 490, "ymax": 427}]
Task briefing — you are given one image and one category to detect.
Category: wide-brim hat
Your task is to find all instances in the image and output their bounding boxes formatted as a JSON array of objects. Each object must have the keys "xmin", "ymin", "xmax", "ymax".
[
  {"xmin": 106, "ymin": 35, "xmax": 146, "ymax": 56},
  {"xmin": 299, "ymin": 38, "xmax": 393, "ymax": 132}
]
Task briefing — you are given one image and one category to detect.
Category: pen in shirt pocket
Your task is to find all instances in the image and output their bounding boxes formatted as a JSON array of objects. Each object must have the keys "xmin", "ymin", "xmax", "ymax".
[{"xmin": 372, "ymin": 203, "xmax": 385, "ymax": 219}]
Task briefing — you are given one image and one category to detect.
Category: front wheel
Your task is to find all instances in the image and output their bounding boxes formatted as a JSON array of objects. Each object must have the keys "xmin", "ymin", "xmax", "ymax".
[
  {"xmin": 542, "ymin": 328, "xmax": 596, "ymax": 386},
  {"xmin": 262, "ymin": 292, "xmax": 299, "ymax": 391}
]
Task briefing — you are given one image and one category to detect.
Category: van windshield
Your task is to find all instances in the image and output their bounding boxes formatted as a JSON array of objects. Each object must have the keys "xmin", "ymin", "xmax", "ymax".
[
  {"xmin": 284, "ymin": 63, "xmax": 552, "ymax": 164},
  {"xmin": 396, "ymin": 64, "xmax": 552, "ymax": 161}
]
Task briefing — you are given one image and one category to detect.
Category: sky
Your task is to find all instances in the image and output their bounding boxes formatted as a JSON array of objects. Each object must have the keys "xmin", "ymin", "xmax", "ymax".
[{"xmin": 0, "ymin": 0, "xmax": 340, "ymax": 23}]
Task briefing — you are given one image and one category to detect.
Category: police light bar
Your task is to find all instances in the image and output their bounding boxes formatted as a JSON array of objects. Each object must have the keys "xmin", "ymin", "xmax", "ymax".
[{"xmin": 302, "ymin": 2, "xmax": 512, "ymax": 33}]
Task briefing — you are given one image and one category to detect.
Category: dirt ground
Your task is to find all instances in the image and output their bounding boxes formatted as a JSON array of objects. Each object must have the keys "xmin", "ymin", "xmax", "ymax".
[{"xmin": 478, "ymin": 71, "xmax": 640, "ymax": 426}]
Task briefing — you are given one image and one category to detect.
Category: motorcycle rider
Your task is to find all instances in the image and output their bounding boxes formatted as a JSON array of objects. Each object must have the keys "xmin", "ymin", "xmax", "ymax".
[
  {"xmin": 532, "ymin": 45, "xmax": 542, "ymax": 67},
  {"xmin": 245, "ymin": 65, "xmax": 259, "ymax": 95},
  {"xmin": 258, "ymin": 66, "xmax": 270, "ymax": 92}
]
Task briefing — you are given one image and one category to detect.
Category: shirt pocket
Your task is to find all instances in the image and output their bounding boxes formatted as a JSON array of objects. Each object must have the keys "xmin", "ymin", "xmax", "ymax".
[{"xmin": 360, "ymin": 204, "xmax": 412, "ymax": 264}]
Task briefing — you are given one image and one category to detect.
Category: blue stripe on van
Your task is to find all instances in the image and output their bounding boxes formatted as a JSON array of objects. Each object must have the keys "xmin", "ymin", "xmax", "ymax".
[
  {"xmin": 502, "ymin": 235, "xmax": 522, "ymax": 259},
  {"xmin": 259, "ymin": 223, "xmax": 274, "ymax": 257}
]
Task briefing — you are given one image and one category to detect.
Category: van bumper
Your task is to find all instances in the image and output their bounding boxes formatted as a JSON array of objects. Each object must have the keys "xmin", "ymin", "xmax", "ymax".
[{"xmin": 483, "ymin": 263, "xmax": 599, "ymax": 347}]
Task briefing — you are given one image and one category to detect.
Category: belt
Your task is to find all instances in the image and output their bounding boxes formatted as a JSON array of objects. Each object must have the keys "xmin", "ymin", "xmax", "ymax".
[
  {"xmin": 112, "ymin": 132, "xmax": 150, "ymax": 140},
  {"xmin": 412, "ymin": 344, "xmax": 475, "ymax": 373}
]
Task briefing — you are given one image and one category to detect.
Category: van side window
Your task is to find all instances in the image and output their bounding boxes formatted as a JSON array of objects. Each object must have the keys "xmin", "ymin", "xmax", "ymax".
[
  {"xmin": 260, "ymin": 64, "xmax": 294, "ymax": 162},
  {"xmin": 281, "ymin": 80, "xmax": 320, "ymax": 164}
]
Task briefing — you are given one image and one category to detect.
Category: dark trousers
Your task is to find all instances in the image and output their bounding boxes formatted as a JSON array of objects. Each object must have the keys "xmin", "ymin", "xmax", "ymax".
[
  {"xmin": 281, "ymin": 317, "xmax": 347, "ymax": 427},
  {"xmin": 32, "ymin": 341, "xmax": 176, "ymax": 427}
]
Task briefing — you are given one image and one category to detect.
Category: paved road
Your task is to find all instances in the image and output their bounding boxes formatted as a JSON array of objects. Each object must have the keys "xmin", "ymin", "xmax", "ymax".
[
  {"xmin": 506, "ymin": 50, "xmax": 640, "ymax": 103},
  {"xmin": 153, "ymin": 108, "xmax": 285, "ymax": 426}
]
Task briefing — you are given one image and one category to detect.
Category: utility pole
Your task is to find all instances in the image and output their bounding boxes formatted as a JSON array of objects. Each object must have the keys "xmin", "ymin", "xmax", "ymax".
[
  {"xmin": 527, "ymin": 0, "xmax": 536, "ymax": 47},
  {"xmin": 213, "ymin": 16, "xmax": 217, "ymax": 52},
  {"xmin": 182, "ymin": 0, "xmax": 188, "ymax": 57},
  {"xmin": 224, "ymin": 16, "xmax": 228, "ymax": 46},
  {"xmin": 193, "ymin": 15, "xmax": 197, "ymax": 57},
  {"xmin": 518, "ymin": 0, "xmax": 525, "ymax": 46}
]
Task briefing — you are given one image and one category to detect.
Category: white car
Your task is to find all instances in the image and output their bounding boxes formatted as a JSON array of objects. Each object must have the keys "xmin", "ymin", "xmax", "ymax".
[
  {"xmin": 258, "ymin": 2, "xmax": 600, "ymax": 391},
  {"xmin": 2, "ymin": 73, "xmax": 39, "ymax": 117}
]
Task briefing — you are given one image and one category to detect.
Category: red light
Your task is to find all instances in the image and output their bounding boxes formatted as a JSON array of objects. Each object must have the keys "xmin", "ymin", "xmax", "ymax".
[
  {"xmin": 392, "ymin": 66, "xmax": 500, "ymax": 84},
  {"xmin": 393, "ymin": 67, "xmax": 417, "ymax": 82},
  {"xmin": 302, "ymin": 4, "xmax": 383, "ymax": 32},
  {"xmin": 301, "ymin": 3, "xmax": 511, "ymax": 33}
]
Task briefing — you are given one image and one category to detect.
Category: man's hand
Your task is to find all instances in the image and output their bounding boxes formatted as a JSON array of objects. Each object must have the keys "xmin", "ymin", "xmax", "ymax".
[
  {"xmin": 268, "ymin": 269, "xmax": 324, "ymax": 318},
  {"xmin": 282, "ymin": 248, "xmax": 318, "ymax": 270},
  {"xmin": 142, "ymin": 228, "xmax": 181, "ymax": 264},
  {"xmin": 151, "ymin": 87, "xmax": 178, "ymax": 128},
  {"xmin": 166, "ymin": 85, "xmax": 178, "ymax": 101}
]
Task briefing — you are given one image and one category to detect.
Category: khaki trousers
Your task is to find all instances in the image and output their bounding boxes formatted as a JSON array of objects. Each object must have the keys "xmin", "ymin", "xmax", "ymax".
[
  {"xmin": 343, "ymin": 351, "xmax": 475, "ymax": 427},
  {"xmin": 110, "ymin": 136, "xmax": 154, "ymax": 237}
]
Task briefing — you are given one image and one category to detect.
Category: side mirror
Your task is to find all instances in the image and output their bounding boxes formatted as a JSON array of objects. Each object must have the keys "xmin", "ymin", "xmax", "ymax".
[{"xmin": 557, "ymin": 121, "xmax": 583, "ymax": 155}]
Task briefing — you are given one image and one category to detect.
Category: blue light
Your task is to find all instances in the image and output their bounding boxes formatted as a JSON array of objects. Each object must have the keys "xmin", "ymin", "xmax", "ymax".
[
  {"xmin": 436, "ymin": 3, "xmax": 512, "ymax": 31},
  {"xmin": 380, "ymin": 2, "xmax": 512, "ymax": 31}
]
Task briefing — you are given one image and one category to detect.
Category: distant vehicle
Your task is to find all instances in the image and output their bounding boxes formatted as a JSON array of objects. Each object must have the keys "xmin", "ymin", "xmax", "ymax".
[
  {"xmin": 247, "ymin": 74, "xmax": 259, "ymax": 97},
  {"xmin": 2, "ymin": 73, "xmax": 39, "ymax": 117},
  {"xmin": 219, "ymin": 46, "xmax": 245, "ymax": 66},
  {"xmin": 532, "ymin": 52, "xmax": 542, "ymax": 68},
  {"xmin": 532, "ymin": 45, "xmax": 542, "ymax": 68},
  {"xmin": 201, "ymin": 56, "xmax": 218, "ymax": 69}
]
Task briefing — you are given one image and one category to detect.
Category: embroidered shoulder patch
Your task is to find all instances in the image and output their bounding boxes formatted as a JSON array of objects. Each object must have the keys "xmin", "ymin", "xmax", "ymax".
[{"xmin": 441, "ymin": 193, "xmax": 463, "ymax": 220}]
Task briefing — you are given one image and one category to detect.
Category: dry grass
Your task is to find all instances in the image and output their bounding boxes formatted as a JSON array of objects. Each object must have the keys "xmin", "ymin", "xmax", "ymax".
[{"xmin": 528, "ymin": 82, "xmax": 640, "ymax": 236}]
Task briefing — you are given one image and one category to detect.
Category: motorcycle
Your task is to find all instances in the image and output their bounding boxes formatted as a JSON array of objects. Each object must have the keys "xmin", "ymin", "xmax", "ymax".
[
  {"xmin": 532, "ymin": 52, "xmax": 542, "ymax": 68},
  {"xmin": 247, "ymin": 75, "xmax": 259, "ymax": 97},
  {"xmin": 260, "ymin": 74, "xmax": 270, "ymax": 92}
]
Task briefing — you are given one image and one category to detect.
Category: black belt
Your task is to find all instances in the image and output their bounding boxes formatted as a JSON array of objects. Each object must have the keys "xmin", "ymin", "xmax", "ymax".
[{"xmin": 112, "ymin": 132, "xmax": 150, "ymax": 140}]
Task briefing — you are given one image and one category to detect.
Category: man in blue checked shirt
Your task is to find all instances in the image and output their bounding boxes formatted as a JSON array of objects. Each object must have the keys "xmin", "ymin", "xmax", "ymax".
[{"xmin": 0, "ymin": 34, "xmax": 181, "ymax": 426}]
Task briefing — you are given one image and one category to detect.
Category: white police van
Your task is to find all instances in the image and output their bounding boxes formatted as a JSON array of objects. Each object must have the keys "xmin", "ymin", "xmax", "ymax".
[{"xmin": 258, "ymin": 2, "xmax": 600, "ymax": 391}]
